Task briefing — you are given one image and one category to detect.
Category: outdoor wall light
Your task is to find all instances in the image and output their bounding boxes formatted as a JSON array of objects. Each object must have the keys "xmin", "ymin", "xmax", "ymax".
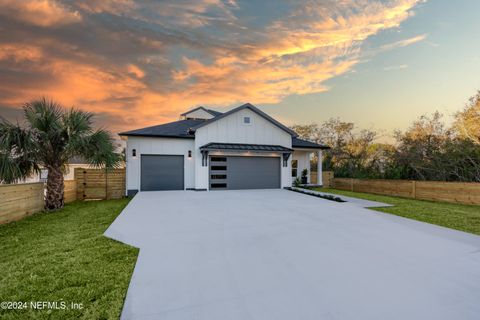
[
  {"xmin": 188, "ymin": 150, "xmax": 192, "ymax": 158},
  {"xmin": 132, "ymin": 149, "xmax": 136, "ymax": 158}
]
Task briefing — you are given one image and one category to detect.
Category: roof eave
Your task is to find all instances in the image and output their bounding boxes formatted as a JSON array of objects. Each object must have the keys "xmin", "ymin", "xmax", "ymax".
[
  {"xmin": 118, "ymin": 133, "xmax": 195, "ymax": 139},
  {"xmin": 293, "ymin": 145, "xmax": 330, "ymax": 150}
]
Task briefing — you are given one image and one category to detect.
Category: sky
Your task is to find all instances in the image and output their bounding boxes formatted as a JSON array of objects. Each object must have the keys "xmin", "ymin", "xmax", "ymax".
[{"xmin": 0, "ymin": 0, "xmax": 479, "ymax": 140}]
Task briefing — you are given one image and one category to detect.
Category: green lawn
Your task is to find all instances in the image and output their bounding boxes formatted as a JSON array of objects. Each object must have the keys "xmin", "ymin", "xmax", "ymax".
[
  {"xmin": 0, "ymin": 199, "xmax": 138, "ymax": 320},
  {"xmin": 314, "ymin": 188, "xmax": 480, "ymax": 236}
]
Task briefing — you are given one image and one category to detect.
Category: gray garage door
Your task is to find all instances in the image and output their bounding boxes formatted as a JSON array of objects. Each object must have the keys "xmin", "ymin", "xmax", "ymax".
[
  {"xmin": 209, "ymin": 156, "xmax": 280, "ymax": 190},
  {"xmin": 141, "ymin": 155, "xmax": 184, "ymax": 191}
]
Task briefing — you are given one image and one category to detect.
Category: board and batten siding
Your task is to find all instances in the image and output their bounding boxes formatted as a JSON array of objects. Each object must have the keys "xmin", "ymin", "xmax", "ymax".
[
  {"xmin": 194, "ymin": 108, "xmax": 292, "ymax": 189},
  {"xmin": 125, "ymin": 136, "xmax": 195, "ymax": 192}
]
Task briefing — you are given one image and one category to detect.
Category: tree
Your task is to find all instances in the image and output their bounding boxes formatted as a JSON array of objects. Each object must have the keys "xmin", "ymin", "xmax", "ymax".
[
  {"xmin": 292, "ymin": 119, "xmax": 381, "ymax": 178},
  {"xmin": 454, "ymin": 90, "xmax": 480, "ymax": 145},
  {"xmin": 393, "ymin": 112, "xmax": 451, "ymax": 180},
  {"xmin": 0, "ymin": 98, "xmax": 120, "ymax": 210}
]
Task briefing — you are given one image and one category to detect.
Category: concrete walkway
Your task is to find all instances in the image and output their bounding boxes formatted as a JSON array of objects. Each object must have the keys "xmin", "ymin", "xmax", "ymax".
[{"xmin": 105, "ymin": 189, "xmax": 480, "ymax": 320}]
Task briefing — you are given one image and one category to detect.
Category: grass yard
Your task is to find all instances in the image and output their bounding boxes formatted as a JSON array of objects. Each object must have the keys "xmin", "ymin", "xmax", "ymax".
[
  {"xmin": 314, "ymin": 188, "xmax": 480, "ymax": 236},
  {"xmin": 0, "ymin": 199, "xmax": 138, "ymax": 320}
]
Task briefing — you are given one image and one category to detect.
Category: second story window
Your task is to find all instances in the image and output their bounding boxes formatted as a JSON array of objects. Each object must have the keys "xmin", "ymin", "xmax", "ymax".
[{"xmin": 243, "ymin": 116, "xmax": 251, "ymax": 125}]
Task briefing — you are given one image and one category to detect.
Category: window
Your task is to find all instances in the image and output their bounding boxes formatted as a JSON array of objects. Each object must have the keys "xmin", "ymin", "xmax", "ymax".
[
  {"xmin": 291, "ymin": 160, "xmax": 298, "ymax": 177},
  {"xmin": 40, "ymin": 169, "xmax": 48, "ymax": 179},
  {"xmin": 211, "ymin": 174, "xmax": 227, "ymax": 179},
  {"xmin": 211, "ymin": 166, "xmax": 227, "ymax": 171},
  {"xmin": 211, "ymin": 157, "xmax": 227, "ymax": 162},
  {"xmin": 211, "ymin": 183, "xmax": 227, "ymax": 188},
  {"xmin": 243, "ymin": 116, "xmax": 251, "ymax": 125}
]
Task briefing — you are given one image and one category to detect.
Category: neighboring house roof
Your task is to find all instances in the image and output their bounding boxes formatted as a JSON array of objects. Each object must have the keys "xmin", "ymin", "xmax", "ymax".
[
  {"xmin": 190, "ymin": 103, "xmax": 298, "ymax": 137},
  {"xmin": 292, "ymin": 137, "xmax": 330, "ymax": 150},
  {"xmin": 68, "ymin": 156, "xmax": 89, "ymax": 164},
  {"xmin": 200, "ymin": 142, "xmax": 293, "ymax": 152},
  {"xmin": 119, "ymin": 119, "xmax": 203, "ymax": 139},
  {"xmin": 180, "ymin": 106, "xmax": 222, "ymax": 117}
]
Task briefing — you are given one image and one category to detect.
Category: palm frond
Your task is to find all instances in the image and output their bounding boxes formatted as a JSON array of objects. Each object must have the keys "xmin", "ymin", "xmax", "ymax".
[
  {"xmin": 23, "ymin": 97, "xmax": 62, "ymax": 134},
  {"xmin": 0, "ymin": 119, "xmax": 39, "ymax": 183},
  {"xmin": 76, "ymin": 129, "xmax": 121, "ymax": 169},
  {"xmin": 62, "ymin": 108, "xmax": 94, "ymax": 137}
]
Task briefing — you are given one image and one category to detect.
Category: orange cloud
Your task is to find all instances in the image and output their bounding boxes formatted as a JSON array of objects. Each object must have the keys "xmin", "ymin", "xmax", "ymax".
[
  {"xmin": 170, "ymin": 0, "xmax": 423, "ymax": 107},
  {"xmin": 0, "ymin": 0, "xmax": 424, "ymax": 135},
  {"xmin": 0, "ymin": 0, "xmax": 81, "ymax": 27}
]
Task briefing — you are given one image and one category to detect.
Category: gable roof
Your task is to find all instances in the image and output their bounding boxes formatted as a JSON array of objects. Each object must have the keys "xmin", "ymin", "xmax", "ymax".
[
  {"xmin": 292, "ymin": 137, "xmax": 330, "ymax": 149},
  {"xmin": 180, "ymin": 106, "xmax": 222, "ymax": 117},
  {"xmin": 190, "ymin": 103, "xmax": 298, "ymax": 137},
  {"xmin": 118, "ymin": 119, "xmax": 203, "ymax": 139}
]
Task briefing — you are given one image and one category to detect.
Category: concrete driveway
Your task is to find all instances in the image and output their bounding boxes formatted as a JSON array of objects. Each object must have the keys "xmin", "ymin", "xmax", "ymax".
[{"xmin": 105, "ymin": 190, "xmax": 480, "ymax": 320}]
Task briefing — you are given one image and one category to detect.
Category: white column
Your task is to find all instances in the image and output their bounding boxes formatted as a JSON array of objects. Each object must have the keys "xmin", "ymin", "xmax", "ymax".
[{"xmin": 317, "ymin": 150, "xmax": 322, "ymax": 186}]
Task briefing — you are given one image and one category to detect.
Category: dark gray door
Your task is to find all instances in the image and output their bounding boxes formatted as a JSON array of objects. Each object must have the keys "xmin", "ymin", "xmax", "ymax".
[
  {"xmin": 141, "ymin": 155, "xmax": 184, "ymax": 191},
  {"xmin": 210, "ymin": 156, "xmax": 280, "ymax": 190}
]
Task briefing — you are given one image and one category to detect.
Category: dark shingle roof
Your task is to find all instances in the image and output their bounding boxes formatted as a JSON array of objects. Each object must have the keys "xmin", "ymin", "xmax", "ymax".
[
  {"xmin": 292, "ymin": 137, "xmax": 330, "ymax": 149},
  {"xmin": 119, "ymin": 119, "xmax": 204, "ymax": 138},
  {"xmin": 200, "ymin": 142, "xmax": 293, "ymax": 152},
  {"xmin": 206, "ymin": 109, "xmax": 223, "ymax": 117},
  {"xmin": 119, "ymin": 120, "xmax": 329, "ymax": 150}
]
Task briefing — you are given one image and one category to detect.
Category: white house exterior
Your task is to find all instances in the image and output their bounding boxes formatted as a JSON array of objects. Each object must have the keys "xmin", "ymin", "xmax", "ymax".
[{"xmin": 120, "ymin": 104, "xmax": 328, "ymax": 195}]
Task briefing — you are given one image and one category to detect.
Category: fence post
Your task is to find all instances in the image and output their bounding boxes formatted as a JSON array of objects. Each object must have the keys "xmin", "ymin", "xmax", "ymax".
[
  {"xmin": 350, "ymin": 178, "xmax": 354, "ymax": 192},
  {"xmin": 105, "ymin": 168, "xmax": 108, "ymax": 200},
  {"xmin": 412, "ymin": 180, "xmax": 416, "ymax": 199}
]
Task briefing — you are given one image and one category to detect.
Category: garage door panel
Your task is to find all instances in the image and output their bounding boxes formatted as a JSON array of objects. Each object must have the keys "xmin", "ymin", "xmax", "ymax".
[
  {"xmin": 210, "ymin": 156, "xmax": 280, "ymax": 190},
  {"xmin": 141, "ymin": 155, "xmax": 184, "ymax": 191}
]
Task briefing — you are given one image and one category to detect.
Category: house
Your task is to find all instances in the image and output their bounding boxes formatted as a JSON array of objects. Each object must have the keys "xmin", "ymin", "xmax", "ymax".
[
  {"xmin": 17, "ymin": 156, "xmax": 109, "ymax": 184},
  {"xmin": 119, "ymin": 103, "xmax": 329, "ymax": 195}
]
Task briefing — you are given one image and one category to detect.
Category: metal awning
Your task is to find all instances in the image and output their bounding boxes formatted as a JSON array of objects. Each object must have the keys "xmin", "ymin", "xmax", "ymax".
[
  {"xmin": 200, "ymin": 142, "xmax": 293, "ymax": 152},
  {"xmin": 199, "ymin": 143, "xmax": 293, "ymax": 167}
]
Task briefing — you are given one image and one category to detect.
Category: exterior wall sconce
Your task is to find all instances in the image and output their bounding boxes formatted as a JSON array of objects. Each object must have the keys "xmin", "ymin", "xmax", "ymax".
[
  {"xmin": 188, "ymin": 150, "xmax": 192, "ymax": 158},
  {"xmin": 132, "ymin": 149, "xmax": 136, "ymax": 158}
]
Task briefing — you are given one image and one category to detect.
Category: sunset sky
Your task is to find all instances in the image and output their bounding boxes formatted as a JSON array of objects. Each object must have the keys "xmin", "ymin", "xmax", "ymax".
[{"xmin": 1, "ymin": 0, "xmax": 479, "ymax": 139}]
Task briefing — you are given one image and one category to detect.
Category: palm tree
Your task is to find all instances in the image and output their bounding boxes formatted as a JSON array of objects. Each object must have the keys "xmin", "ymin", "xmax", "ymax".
[{"xmin": 0, "ymin": 98, "xmax": 120, "ymax": 210}]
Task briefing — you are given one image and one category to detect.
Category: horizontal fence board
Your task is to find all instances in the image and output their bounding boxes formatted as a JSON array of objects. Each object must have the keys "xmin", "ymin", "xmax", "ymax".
[
  {"xmin": 310, "ymin": 171, "xmax": 334, "ymax": 187},
  {"xmin": 75, "ymin": 168, "xmax": 125, "ymax": 200},
  {"xmin": 64, "ymin": 180, "xmax": 77, "ymax": 203},
  {"xmin": 333, "ymin": 178, "xmax": 480, "ymax": 205},
  {"xmin": 0, "ymin": 182, "xmax": 44, "ymax": 225},
  {"xmin": 1, "ymin": 168, "xmax": 125, "ymax": 224}
]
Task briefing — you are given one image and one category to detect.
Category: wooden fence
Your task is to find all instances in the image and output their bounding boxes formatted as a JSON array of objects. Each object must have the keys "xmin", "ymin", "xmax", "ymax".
[
  {"xmin": 0, "ymin": 183, "xmax": 44, "ymax": 225},
  {"xmin": 310, "ymin": 171, "xmax": 334, "ymax": 187},
  {"xmin": 0, "ymin": 180, "xmax": 79, "ymax": 225},
  {"xmin": 75, "ymin": 168, "xmax": 126, "ymax": 200},
  {"xmin": 0, "ymin": 168, "xmax": 126, "ymax": 225},
  {"xmin": 64, "ymin": 180, "xmax": 77, "ymax": 203},
  {"xmin": 333, "ymin": 178, "xmax": 480, "ymax": 205}
]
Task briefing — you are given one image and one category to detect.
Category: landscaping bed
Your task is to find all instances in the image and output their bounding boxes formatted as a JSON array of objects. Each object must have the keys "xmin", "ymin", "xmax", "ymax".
[
  {"xmin": 0, "ymin": 199, "xmax": 138, "ymax": 320},
  {"xmin": 314, "ymin": 188, "xmax": 480, "ymax": 236}
]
